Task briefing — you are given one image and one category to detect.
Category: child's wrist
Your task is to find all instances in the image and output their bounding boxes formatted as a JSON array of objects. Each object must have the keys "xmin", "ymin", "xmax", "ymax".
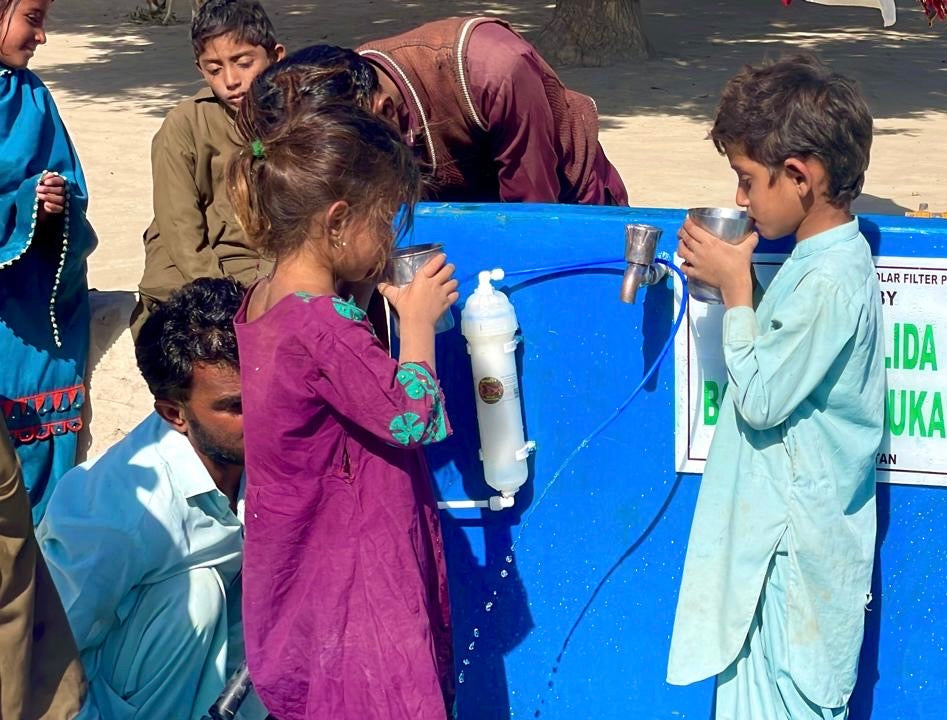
[
  {"xmin": 721, "ymin": 275, "xmax": 754, "ymax": 309},
  {"xmin": 398, "ymin": 315, "xmax": 436, "ymax": 336}
]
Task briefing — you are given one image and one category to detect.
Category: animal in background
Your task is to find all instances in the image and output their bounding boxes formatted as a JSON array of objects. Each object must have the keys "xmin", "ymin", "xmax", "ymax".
[{"xmin": 144, "ymin": 0, "xmax": 204, "ymax": 24}]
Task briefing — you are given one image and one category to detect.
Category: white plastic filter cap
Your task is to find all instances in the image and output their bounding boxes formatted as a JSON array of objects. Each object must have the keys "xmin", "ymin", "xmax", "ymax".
[
  {"xmin": 478, "ymin": 268, "xmax": 505, "ymax": 287},
  {"xmin": 461, "ymin": 267, "xmax": 518, "ymax": 338}
]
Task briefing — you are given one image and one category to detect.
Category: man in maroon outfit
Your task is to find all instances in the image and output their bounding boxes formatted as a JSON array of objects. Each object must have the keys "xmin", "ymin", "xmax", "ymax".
[{"xmin": 264, "ymin": 17, "xmax": 628, "ymax": 205}]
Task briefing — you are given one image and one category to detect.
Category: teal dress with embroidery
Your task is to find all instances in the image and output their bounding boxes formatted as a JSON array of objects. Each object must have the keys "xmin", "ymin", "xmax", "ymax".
[
  {"xmin": 1, "ymin": 66, "xmax": 95, "ymax": 524},
  {"xmin": 234, "ymin": 290, "xmax": 454, "ymax": 720}
]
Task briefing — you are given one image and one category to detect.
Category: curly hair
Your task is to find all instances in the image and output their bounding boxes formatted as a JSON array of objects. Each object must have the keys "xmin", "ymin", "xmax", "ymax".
[
  {"xmin": 711, "ymin": 53, "xmax": 873, "ymax": 207},
  {"xmin": 227, "ymin": 62, "xmax": 421, "ymax": 270},
  {"xmin": 135, "ymin": 277, "xmax": 245, "ymax": 403},
  {"xmin": 191, "ymin": 0, "xmax": 279, "ymax": 59}
]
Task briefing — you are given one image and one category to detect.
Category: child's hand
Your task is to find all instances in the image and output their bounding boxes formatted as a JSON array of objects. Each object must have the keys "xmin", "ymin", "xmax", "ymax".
[
  {"xmin": 377, "ymin": 253, "xmax": 459, "ymax": 331},
  {"xmin": 677, "ymin": 217, "xmax": 759, "ymax": 308},
  {"xmin": 36, "ymin": 173, "xmax": 66, "ymax": 220}
]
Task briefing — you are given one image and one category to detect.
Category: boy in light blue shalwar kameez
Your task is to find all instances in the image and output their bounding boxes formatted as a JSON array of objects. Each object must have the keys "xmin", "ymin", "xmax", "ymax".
[{"xmin": 668, "ymin": 55, "xmax": 885, "ymax": 720}]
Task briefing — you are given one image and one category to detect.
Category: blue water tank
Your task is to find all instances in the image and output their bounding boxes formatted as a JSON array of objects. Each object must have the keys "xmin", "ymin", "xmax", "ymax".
[{"xmin": 410, "ymin": 204, "xmax": 947, "ymax": 720}]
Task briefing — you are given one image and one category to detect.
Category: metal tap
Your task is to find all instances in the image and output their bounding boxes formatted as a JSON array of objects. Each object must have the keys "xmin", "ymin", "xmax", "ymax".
[{"xmin": 620, "ymin": 223, "xmax": 667, "ymax": 304}]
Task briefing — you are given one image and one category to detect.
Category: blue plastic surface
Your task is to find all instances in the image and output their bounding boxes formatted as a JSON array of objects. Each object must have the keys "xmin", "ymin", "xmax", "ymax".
[{"xmin": 405, "ymin": 204, "xmax": 947, "ymax": 720}]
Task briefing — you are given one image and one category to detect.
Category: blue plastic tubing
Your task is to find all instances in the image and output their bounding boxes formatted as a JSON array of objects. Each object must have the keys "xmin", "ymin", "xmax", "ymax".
[{"xmin": 476, "ymin": 257, "xmax": 689, "ymax": 452}]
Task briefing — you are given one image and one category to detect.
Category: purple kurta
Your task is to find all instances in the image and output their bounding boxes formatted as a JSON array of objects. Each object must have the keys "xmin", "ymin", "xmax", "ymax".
[{"xmin": 234, "ymin": 291, "xmax": 454, "ymax": 720}]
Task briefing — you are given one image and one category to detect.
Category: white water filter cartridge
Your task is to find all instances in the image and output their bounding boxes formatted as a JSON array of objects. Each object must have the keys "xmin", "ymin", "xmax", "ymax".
[{"xmin": 461, "ymin": 269, "xmax": 534, "ymax": 497}]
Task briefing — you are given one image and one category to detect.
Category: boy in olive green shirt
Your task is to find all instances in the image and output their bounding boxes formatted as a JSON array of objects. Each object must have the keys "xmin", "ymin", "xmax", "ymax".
[{"xmin": 132, "ymin": 0, "xmax": 283, "ymax": 335}]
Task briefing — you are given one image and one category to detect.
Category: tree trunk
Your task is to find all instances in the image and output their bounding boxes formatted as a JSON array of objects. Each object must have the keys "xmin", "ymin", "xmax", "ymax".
[{"xmin": 535, "ymin": 0, "xmax": 655, "ymax": 67}]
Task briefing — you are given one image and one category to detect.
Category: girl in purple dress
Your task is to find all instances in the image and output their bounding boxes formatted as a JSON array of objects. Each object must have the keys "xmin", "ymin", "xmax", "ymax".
[{"xmin": 228, "ymin": 66, "xmax": 459, "ymax": 720}]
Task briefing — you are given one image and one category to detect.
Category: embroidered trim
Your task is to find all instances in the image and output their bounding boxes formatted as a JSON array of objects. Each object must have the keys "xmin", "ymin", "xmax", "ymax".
[
  {"xmin": 3, "ymin": 383, "xmax": 85, "ymax": 444},
  {"xmin": 456, "ymin": 18, "xmax": 488, "ymax": 131},
  {"xmin": 9, "ymin": 417, "xmax": 84, "ymax": 444},
  {"xmin": 2, "ymin": 383, "xmax": 85, "ymax": 419},
  {"xmin": 359, "ymin": 49, "xmax": 438, "ymax": 174},
  {"xmin": 421, "ymin": 407, "xmax": 448, "ymax": 445},
  {"xmin": 398, "ymin": 362, "xmax": 438, "ymax": 399},
  {"xmin": 389, "ymin": 364, "xmax": 448, "ymax": 446},
  {"xmin": 48, "ymin": 173, "xmax": 70, "ymax": 348},
  {"xmin": 331, "ymin": 296, "xmax": 367, "ymax": 322},
  {"xmin": 397, "ymin": 369, "xmax": 428, "ymax": 400},
  {"xmin": 389, "ymin": 411, "xmax": 425, "ymax": 446},
  {"xmin": 0, "ymin": 171, "xmax": 71, "ymax": 347},
  {"xmin": 0, "ymin": 177, "xmax": 41, "ymax": 271}
]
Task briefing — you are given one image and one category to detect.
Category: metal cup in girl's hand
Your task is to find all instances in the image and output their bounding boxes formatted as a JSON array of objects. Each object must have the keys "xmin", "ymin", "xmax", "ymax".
[{"xmin": 384, "ymin": 243, "xmax": 456, "ymax": 335}]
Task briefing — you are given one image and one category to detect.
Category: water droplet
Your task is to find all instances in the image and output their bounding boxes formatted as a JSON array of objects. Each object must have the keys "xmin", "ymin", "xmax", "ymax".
[
  {"xmin": 473, "ymin": 628, "xmax": 480, "ymax": 637},
  {"xmin": 500, "ymin": 569, "xmax": 509, "ymax": 578},
  {"xmin": 505, "ymin": 555, "xmax": 513, "ymax": 563},
  {"xmin": 485, "ymin": 601, "xmax": 494, "ymax": 612},
  {"xmin": 458, "ymin": 672, "xmax": 465, "ymax": 684}
]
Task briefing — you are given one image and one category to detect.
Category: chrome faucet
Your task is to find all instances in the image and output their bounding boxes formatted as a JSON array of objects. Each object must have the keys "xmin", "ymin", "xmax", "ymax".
[{"xmin": 620, "ymin": 223, "xmax": 667, "ymax": 304}]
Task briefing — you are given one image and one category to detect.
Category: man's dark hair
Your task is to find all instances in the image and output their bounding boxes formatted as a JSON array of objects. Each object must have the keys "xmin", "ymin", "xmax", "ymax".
[
  {"xmin": 136, "ymin": 278, "xmax": 244, "ymax": 403},
  {"xmin": 711, "ymin": 53, "xmax": 873, "ymax": 207},
  {"xmin": 191, "ymin": 0, "xmax": 279, "ymax": 59}
]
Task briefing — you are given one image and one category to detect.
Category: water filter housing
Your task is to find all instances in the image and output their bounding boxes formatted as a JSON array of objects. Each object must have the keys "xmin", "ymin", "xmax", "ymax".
[{"xmin": 461, "ymin": 269, "xmax": 535, "ymax": 497}]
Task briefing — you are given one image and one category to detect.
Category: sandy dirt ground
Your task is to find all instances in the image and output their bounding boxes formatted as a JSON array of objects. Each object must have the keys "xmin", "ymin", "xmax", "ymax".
[{"xmin": 26, "ymin": 0, "xmax": 947, "ymax": 457}]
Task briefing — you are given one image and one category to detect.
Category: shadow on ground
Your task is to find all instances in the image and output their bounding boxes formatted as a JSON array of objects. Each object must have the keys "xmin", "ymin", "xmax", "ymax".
[{"xmin": 40, "ymin": 0, "xmax": 947, "ymax": 122}]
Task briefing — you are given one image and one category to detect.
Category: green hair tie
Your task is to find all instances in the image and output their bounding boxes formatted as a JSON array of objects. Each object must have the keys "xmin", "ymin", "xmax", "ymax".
[{"xmin": 250, "ymin": 138, "xmax": 265, "ymax": 159}]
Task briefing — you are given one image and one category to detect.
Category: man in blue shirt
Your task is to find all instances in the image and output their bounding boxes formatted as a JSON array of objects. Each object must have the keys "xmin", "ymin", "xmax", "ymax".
[{"xmin": 38, "ymin": 278, "xmax": 253, "ymax": 720}]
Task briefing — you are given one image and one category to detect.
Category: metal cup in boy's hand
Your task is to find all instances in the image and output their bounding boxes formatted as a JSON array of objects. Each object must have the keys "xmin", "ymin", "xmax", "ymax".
[{"xmin": 682, "ymin": 207, "xmax": 755, "ymax": 304}]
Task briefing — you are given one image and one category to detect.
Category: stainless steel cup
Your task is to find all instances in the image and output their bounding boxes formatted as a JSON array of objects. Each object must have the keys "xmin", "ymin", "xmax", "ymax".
[
  {"xmin": 384, "ymin": 243, "xmax": 455, "ymax": 335},
  {"xmin": 685, "ymin": 207, "xmax": 755, "ymax": 304}
]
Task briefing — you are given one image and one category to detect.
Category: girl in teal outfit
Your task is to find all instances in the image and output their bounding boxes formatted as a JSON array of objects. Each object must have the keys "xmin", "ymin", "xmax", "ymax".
[{"xmin": 1, "ymin": 0, "xmax": 96, "ymax": 523}]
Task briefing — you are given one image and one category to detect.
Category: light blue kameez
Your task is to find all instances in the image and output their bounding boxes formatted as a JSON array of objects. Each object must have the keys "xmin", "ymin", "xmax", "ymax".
[
  {"xmin": 667, "ymin": 219, "xmax": 885, "ymax": 711},
  {"xmin": 37, "ymin": 412, "xmax": 245, "ymax": 720}
]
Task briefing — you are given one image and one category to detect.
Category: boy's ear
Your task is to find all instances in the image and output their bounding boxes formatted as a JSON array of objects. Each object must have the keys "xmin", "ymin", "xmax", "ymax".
[
  {"xmin": 272, "ymin": 44, "xmax": 286, "ymax": 62},
  {"xmin": 372, "ymin": 93, "xmax": 397, "ymax": 124},
  {"xmin": 155, "ymin": 399, "xmax": 188, "ymax": 435},
  {"xmin": 783, "ymin": 157, "xmax": 813, "ymax": 197}
]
